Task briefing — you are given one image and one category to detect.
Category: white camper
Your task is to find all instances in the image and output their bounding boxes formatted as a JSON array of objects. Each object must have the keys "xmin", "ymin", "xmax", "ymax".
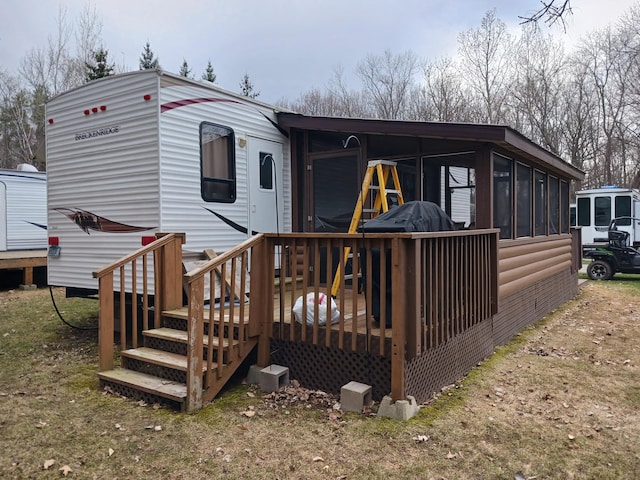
[
  {"xmin": 574, "ymin": 187, "xmax": 640, "ymax": 247},
  {"xmin": 45, "ymin": 70, "xmax": 290, "ymax": 295},
  {"xmin": 0, "ymin": 166, "xmax": 47, "ymax": 251}
]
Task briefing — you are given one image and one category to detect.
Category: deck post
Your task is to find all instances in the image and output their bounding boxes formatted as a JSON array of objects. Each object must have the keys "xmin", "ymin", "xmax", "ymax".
[
  {"xmin": 390, "ymin": 237, "xmax": 407, "ymax": 402},
  {"xmin": 252, "ymin": 237, "xmax": 273, "ymax": 367},
  {"xmin": 158, "ymin": 233, "xmax": 185, "ymax": 312},
  {"xmin": 186, "ymin": 276, "xmax": 204, "ymax": 412},
  {"xmin": 98, "ymin": 273, "xmax": 115, "ymax": 371}
]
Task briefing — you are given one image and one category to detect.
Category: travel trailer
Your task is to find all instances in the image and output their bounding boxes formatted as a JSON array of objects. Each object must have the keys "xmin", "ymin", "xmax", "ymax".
[
  {"xmin": 574, "ymin": 187, "xmax": 640, "ymax": 249},
  {"xmin": 0, "ymin": 165, "xmax": 47, "ymax": 252},
  {"xmin": 45, "ymin": 70, "xmax": 290, "ymax": 296}
]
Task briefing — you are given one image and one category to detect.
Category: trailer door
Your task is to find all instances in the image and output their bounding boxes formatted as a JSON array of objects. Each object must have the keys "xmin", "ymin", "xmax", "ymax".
[{"xmin": 247, "ymin": 136, "xmax": 284, "ymax": 235}]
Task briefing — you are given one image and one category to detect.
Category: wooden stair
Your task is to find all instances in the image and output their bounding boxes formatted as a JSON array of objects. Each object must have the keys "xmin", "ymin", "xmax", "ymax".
[{"xmin": 97, "ymin": 307, "xmax": 257, "ymax": 411}]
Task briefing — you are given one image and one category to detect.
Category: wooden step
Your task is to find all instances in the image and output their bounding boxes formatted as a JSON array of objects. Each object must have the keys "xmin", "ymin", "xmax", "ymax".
[
  {"xmin": 143, "ymin": 327, "xmax": 238, "ymax": 348},
  {"xmin": 162, "ymin": 307, "xmax": 246, "ymax": 325},
  {"xmin": 121, "ymin": 347, "xmax": 211, "ymax": 373},
  {"xmin": 97, "ymin": 369, "xmax": 187, "ymax": 403}
]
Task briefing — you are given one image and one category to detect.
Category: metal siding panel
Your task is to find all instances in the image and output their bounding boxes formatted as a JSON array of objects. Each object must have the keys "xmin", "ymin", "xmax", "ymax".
[
  {"xmin": 0, "ymin": 171, "xmax": 47, "ymax": 251},
  {"xmin": 46, "ymin": 72, "xmax": 161, "ymax": 290},
  {"xmin": 158, "ymin": 81, "xmax": 291, "ymax": 254},
  {"xmin": 45, "ymin": 70, "xmax": 291, "ymax": 291}
]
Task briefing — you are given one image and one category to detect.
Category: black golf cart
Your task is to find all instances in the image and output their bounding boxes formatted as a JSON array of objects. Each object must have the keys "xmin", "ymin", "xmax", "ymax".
[{"xmin": 584, "ymin": 217, "xmax": 640, "ymax": 280}]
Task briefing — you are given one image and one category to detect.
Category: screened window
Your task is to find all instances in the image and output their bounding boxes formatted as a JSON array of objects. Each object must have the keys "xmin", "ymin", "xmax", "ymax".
[
  {"xmin": 594, "ymin": 197, "xmax": 611, "ymax": 226},
  {"xmin": 516, "ymin": 163, "xmax": 531, "ymax": 237},
  {"xmin": 493, "ymin": 155, "xmax": 512, "ymax": 239},
  {"xmin": 560, "ymin": 181, "xmax": 570, "ymax": 233},
  {"xmin": 615, "ymin": 195, "xmax": 632, "ymax": 226},
  {"xmin": 549, "ymin": 176, "xmax": 559, "ymax": 234},
  {"xmin": 577, "ymin": 197, "xmax": 590, "ymax": 226},
  {"xmin": 259, "ymin": 152, "xmax": 273, "ymax": 190},
  {"xmin": 534, "ymin": 170, "xmax": 547, "ymax": 235},
  {"xmin": 200, "ymin": 122, "xmax": 235, "ymax": 203}
]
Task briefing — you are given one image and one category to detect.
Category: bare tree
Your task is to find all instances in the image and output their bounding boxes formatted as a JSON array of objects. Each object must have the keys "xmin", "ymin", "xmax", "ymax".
[
  {"xmin": 519, "ymin": 0, "xmax": 572, "ymax": 30},
  {"xmin": 509, "ymin": 24, "xmax": 567, "ymax": 152},
  {"xmin": 326, "ymin": 66, "xmax": 372, "ymax": 118},
  {"xmin": 578, "ymin": 26, "xmax": 635, "ymax": 187},
  {"xmin": 355, "ymin": 49, "xmax": 419, "ymax": 120},
  {"xmin": 411, "ymin": 57, "xmax": 474, "ymax": 122},
  {"xmin": 458, "ymin": 9, "xmax": 515, "ymax": 124},
  {"xmin": 0, "ymin": 72, "xmax": 43, "ymax": 168}
]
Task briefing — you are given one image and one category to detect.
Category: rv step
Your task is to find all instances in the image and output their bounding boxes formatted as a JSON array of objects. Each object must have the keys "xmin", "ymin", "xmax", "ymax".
[
  {"xmin": 121, "ymin": 347, "xmax": 210, "ymax": 373},
  {"xmin": 144, "ymin": 327, "xmax": 238, "ymax": 348},
  {"xmin": 97, "ymin": 369, "xmax": 187, "ymax": 403}
]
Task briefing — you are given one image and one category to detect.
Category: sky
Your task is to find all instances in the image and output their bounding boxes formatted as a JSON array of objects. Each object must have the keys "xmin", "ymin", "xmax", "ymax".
[{"xmin": 1, "ymin": 0, "xmax": 638, "ymax": 104}]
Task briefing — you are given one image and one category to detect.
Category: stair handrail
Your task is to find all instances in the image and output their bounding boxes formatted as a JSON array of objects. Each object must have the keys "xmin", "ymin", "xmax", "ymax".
[
  {"xmin": 184, "ymin": 233, "xmax": 265, "ymax": 283},
  {"xmin": 183, "ymin": 233, "xmax": 265, "ymax": 411},
  {"xmin": 93, "ymin": 233, "xmax": 185, "ymax": 279},
  {"xmin": 93, "ymin": 232, "xmax": 186, "ymax": 372}
]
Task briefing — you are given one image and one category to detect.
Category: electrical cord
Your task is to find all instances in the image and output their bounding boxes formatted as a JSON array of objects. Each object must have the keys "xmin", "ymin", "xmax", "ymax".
[{"xmin": 49, "ymin": 286, "xmax": 98, "ymax": 330}]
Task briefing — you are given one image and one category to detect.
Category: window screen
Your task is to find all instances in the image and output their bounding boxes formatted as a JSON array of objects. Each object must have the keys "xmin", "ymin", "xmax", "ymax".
[
  {"xmin": 516, "ymin": 163, "xmax": 531, "ymax": 237},
  {"xmin": 534, "ymin": 171, "xmax": 547, "ymax": 235},
  {"xmin": 493, "ymin": 155, "xmax": 512, "ymax": 239}
]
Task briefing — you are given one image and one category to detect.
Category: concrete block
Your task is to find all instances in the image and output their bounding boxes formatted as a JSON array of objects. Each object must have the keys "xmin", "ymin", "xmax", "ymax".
[
  {"xmin": 340, "ymin": 381, "xmax": 372, "ymax": 413},
  {"xmin": 245, "ymin": 365, "xmax": 262, "ymax": 385},
  {"xmin": 376, "ymin": 395, "xmax": 419, "ymax": 420},
  {"xmin": 259, "ymin": 364, "xmax": 289, "ymax": 393},
  {"xmin": 19, "ymin": 284, "xmax": 37, "ymax": 291}
]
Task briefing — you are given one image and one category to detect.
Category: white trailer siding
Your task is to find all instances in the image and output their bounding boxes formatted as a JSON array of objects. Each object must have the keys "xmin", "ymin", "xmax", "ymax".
[
  {"xmin": 157, "ymin": 79, "xmax": 290, "ymax": 256},
  {"xmin": 46, "ymin": 70, "xmax": 290, "ymax": 293},
  {"xmin": 0, "ymin": 170, "xmax": 47, "ymax": 251},
  {"xmin": 575, "ymin": 187, "xmax": 640, "ymax": 246},
  {"xmin": 46, "ymin": 72, "xmax": 161, "ymax": 290}
]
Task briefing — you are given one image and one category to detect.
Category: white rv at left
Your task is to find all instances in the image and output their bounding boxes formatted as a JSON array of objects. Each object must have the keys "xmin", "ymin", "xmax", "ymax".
[
  {"xmin": 0, "ymin": 165, "xmax": 47, "ymax": 251},
  {"xmin": 45, "ymin": 70, "xmax": 291, "ymax": 295}
]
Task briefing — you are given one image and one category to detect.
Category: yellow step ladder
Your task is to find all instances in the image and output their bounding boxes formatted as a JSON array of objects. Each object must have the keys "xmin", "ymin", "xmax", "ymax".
[{"xmin": 331, "ymin": 160, "xmax": 404, "ymax": 297}]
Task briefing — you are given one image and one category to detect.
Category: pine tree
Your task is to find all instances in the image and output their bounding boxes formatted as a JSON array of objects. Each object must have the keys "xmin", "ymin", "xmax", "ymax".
[
  {"xmin": 85, "ymin": 48, "xmax": 115, "ymax": 81},
  {"xmin": 239, "ymin": 73, "xmax": 259, "ymax": 98},
  {"xmin": 179, "ymin": 59, "xmax": 192, "ymax": 78},
  {"xmin": 139, "ymin": 42, "xmax": 160, "ymax": 70},
  {"xmin": 202, "ymin": 60, "xmax": 216, "ymax": 83}
]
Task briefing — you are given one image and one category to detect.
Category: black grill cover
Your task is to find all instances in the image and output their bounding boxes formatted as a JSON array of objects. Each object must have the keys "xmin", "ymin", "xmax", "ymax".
[{"xmin": 359, "ymin": 201, "xmax": 455, "ymax": 233}]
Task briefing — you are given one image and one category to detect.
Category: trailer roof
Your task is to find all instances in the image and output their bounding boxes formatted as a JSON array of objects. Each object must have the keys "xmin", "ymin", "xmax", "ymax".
[{"xmin": 277, "ymin": 113, "xmax": 584, "ymax": 180}]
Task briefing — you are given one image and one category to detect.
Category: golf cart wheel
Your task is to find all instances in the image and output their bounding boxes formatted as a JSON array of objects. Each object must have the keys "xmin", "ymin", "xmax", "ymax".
[{"xmin": 587, "ymin": 260, "xmax": 613, "ymax": 280}]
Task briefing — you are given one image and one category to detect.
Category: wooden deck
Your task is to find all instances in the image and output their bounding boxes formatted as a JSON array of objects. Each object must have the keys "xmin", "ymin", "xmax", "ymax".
[
  {"xmin": 164, "ymin": 286, "xmax": 392, "ymax": 340},
  {"xmin": 0, "ymin": 249, "xmax": 47, "ymax": 286}
]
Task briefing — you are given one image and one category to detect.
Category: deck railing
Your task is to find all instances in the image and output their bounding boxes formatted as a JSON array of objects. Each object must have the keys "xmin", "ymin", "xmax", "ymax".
[
  {"xmin": 93, "ymin": 233, "xmax": 185, "ymax": 372},
  {"xmin": 183, "ymin": 234, "xmax": 264, "ymax": 410},
  {"xmin": 255, "ymin": 230, "xmax": 499, "ymax": 399},
  {"xmin": 258, "ymin": 231, "xmax": 498, "ymax": 351}
]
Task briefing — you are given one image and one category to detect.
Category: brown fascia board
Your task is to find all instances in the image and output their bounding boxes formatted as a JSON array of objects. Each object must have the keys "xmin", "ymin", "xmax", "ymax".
[{"xmin": 277, "ymin": 113, "xmax": 585, "ymax": 181}]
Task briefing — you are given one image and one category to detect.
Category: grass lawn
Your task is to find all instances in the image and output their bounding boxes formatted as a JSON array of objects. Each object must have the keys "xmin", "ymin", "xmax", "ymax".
[{"xmin": 0, "ymin": 280, "xmax": 639, "ymax": 479}]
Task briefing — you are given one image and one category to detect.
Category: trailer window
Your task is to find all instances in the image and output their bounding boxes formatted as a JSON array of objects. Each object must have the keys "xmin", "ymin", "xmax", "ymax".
[
  {"xmin": 259, "ymin": 152, "xmax": 273, "ymax": 190},
  {"xmin": 534, "ymin": 170, "xmax": 547, "ymax": 235},
  {"xmin": 200, "ymin": 123, "xmax": 236, "ymax": 203},
  {"xmin": 594, "ymin": 196, "xmax": 611, "ymax": 226},
  {"xmin": 615, "ymin": 196, "xmax": 632, "ymax": 226},
  {"xmin": 516, "ymin": 163, "xmax": 531, "ymax": 237},
  {"xmin": 577, "ymin": 197, "xmax": 590, "ymax": 226}
]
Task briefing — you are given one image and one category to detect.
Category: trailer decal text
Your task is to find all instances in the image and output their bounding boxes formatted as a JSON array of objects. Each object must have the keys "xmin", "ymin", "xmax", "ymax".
[{"xmin": 75, "ymin": 126, "xmax": 120, "ymax": 141}]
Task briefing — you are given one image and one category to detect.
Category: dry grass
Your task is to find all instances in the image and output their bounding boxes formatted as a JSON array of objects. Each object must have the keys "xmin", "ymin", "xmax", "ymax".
[{"xmin": 0, "ymin": 280, "xmax": 639, "ymax": 479}]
